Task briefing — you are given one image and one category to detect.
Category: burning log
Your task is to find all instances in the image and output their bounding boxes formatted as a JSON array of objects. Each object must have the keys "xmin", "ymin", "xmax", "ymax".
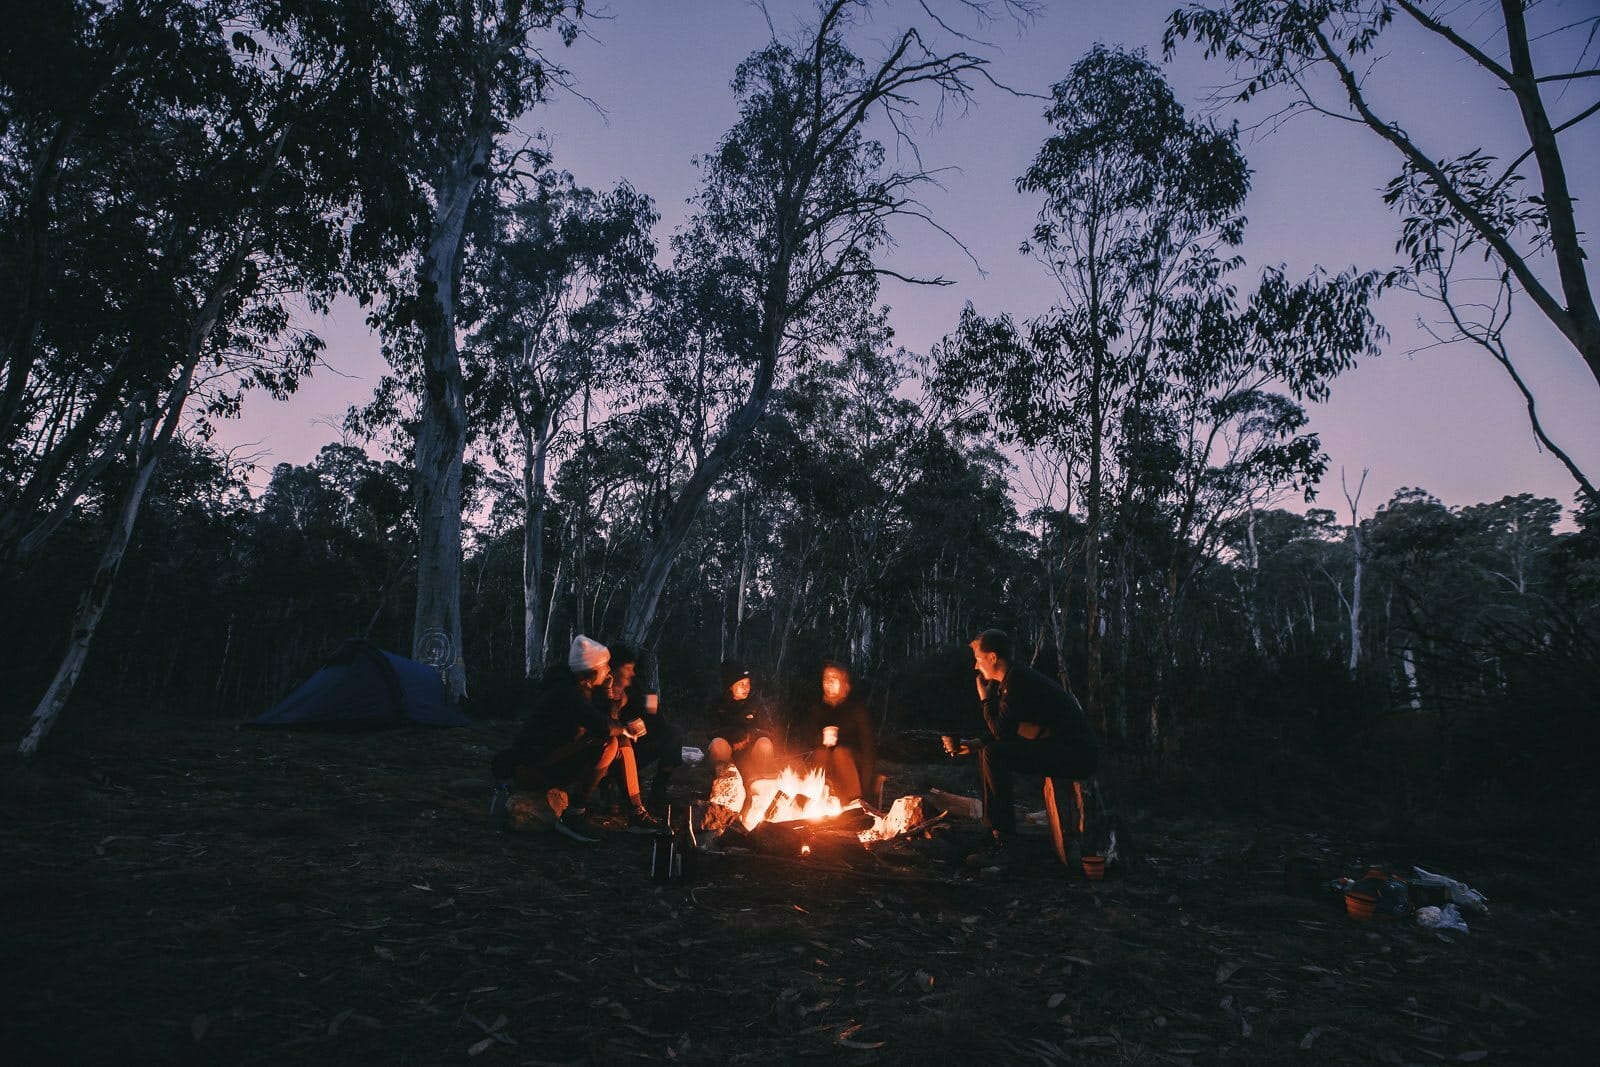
[
  {"xmin": 702, "ymin": 802, "xmax": 742, "ymax": 834},
  {"xmin": 742, "ymin": 765, "xmax": 852, "ymax": 831},
  {"xmin": 701, "ymin": 763, "xmax": 747, "ymax": 834},
  {"xmin": 759, "ymin": 790, "xmax": 792, "ymax": 826},
  {"xmin": 709, "ymin": 764, "xmax": 746, "ymax": 813},
  {"xmin": 927, "ymin": 788, "xmax": 982, "ymax": 820},
  {"xmin": 858, "ymin": 795, "xmax": 927, "ymax": 843}
]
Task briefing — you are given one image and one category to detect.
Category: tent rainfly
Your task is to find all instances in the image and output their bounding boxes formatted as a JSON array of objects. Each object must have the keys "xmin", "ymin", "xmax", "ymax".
[{"xmin": 247, "ymin": 640, "xmax": 469, "ymax": 729}]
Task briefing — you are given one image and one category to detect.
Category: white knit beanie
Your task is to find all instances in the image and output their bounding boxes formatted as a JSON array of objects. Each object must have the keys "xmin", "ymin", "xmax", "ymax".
[{"xmin": 568, "ymin": 634, "xmax": 610, "ymax": 673}]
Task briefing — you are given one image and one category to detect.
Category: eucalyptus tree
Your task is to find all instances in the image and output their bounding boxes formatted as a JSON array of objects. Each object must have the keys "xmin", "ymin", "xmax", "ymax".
[
  {"xmin": 936, "ymin": 46, "xmax": 1385, "ymax": 747},
  {"xmin": 8, "ymin": 0, "xmax": 386, "ymax": 754},
  {"xmin": 615, "ymin": 0, "xmax": 1004, "ymax": 650},
  {"xmin": 362, "ymin": 0, "xmax": 585, "ymax": 700},
  {"xmin": 463, "ymin": 173, "xmax": 656, "ymax": 678},
  {"xmin": 934, "ymin": 45, "xmax": 1252, "ymax": 735},
  {"xmin": 737, "ymin": 335, "xmax": 925, "ymax": 673},
  {"xmin": 1165, "ymin": 0, "xmax": 1600, "ymax": 503},
  {"xmin": 1134, "ymin": 265, "xmax": 1384, "ymax": 749}
]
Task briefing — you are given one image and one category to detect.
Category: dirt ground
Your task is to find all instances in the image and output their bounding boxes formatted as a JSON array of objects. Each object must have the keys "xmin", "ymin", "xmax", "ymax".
[{"xmin": 2, "ymin": 720, "xmax": 1595, "ymax": 1066}]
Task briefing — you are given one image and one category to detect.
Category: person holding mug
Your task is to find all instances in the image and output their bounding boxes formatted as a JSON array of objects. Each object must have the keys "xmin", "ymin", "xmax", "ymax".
[
  {"xmin": 804, "ymin": 659, "xmax": 877, "ymax": 807},
  {"xmin": 593, "ymin": 643, "xmax": 666, "ymax": 831}
]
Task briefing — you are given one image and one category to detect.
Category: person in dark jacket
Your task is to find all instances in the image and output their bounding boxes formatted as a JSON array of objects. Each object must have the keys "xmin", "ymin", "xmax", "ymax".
[
  {"xmin": 489, "ymin": 635, "xmax": 659, "ymax": 842},
  {"xmin": 706, "ymin": 659, "xmax": 775, "ymax": 782},
  {"xmin": 601, "ymin": 644, "xmax": 682, "ymax": 814},
  {"xmin": 966, "ymin": 628, "xmax": 1098, "ymax": 864},
  {"xmin": 804, "ymin": 660, "xmax": 877, "ymax": 805}
]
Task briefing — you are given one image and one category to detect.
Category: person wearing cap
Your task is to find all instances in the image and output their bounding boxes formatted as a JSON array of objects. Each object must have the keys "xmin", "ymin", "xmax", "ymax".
[
  {"xmin": 706, "ymin": 659, "xmax": 775, "ymax": 782},
  {"xmin": 965, "ymin": 628, "xmax": 1098, "ymax": 868},
  {"xmin": 804, "ymin": 660, "xmax": 877, "ymax": 806},
  {"xmin": 600, "ymin": 643, "xmax": 683, "ymax": 814},
  {"xmin": 489, "ymin": 635, "xmax": 661, "ymax": 842}
]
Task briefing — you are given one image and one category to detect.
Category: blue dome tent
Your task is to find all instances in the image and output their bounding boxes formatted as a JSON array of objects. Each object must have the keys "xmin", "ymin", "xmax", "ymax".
[{"xmin": 247, "ymin": 639, "xmax": 470, "ymax": 729}]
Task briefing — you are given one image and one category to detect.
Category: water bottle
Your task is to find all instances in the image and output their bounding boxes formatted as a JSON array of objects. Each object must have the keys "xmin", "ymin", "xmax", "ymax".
[{"xmin": 650, "ymin": 803, "xmax": 678, "ymax": 883}]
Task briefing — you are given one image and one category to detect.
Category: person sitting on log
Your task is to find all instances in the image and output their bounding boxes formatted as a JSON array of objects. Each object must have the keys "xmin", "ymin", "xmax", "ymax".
[
  {"xmin": 804, "ymin": 659, "xmax": 877, "ymax": 806},
  {"xmin": 706, "ymin": 659, "xmax": 775, "ymax": 784},
  {"xmin": 962, "ymin": 628, "xmax": 1098, "ymax": 868},
  {"xmin": 489, "ymin": 635, "xmax": 660, "ymax": 842},
  {"xmin": 600, "ymin": 643, "xmax": 682, "ymax": 816}
]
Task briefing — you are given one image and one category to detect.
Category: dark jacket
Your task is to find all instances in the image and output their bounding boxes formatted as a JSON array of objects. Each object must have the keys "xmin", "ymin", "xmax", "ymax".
[
  {"xmin": 806, "ymin": 694, "xmax": 874, "ymax": 753},
  {"xmin": 806, "ymin": 693, "xmax": 876, "ymax": 789},
  {"xmin": 707, "ymin": 692, "xmax": 768, "ymax": 747},
  {"xmin": 510, "ymin": 666, "xmax": 610, "ymax": 756},
  {"xmin": 982, "ymin": 663, "xmax": 1098, "ymax": 766}
]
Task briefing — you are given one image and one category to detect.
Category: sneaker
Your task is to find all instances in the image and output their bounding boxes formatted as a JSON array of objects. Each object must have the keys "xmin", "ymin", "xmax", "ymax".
[
  {"xmin": 626, "ymin": 807, "xmax": 663, "ymax": 835},
  {"xmin": 488, "ymin": 785, "xmax": 511, "ymax": 832},
  {"xmin": 554, "ymin": 807, "xmax": 602, "ymax": 844}
]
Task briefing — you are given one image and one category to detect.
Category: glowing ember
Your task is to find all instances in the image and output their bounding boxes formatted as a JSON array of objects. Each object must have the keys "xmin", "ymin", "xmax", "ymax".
[{"xmin": 741, "ymin": 765, "xmax": 855, "ymax": 832}]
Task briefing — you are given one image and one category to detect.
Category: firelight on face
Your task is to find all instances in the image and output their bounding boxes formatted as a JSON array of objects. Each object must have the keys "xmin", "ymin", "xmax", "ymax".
[
  {"xmin": 730, "ymin": 677, "xmax": 752, "ymax": 701},
  {"xmin": 821, "ymin": 666, "xmax": 849, "ymax": 705}
]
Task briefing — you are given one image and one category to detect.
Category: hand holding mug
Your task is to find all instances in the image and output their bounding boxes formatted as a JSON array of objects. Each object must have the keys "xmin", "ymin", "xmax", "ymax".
[{"xmin": 821, "ymin": 725, "xmax": 839, "ymax": 748}]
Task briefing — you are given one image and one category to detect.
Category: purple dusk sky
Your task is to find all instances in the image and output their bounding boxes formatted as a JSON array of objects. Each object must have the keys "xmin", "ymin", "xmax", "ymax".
[{"xmin": 225, "ymin": 0, "xmax": 1600, "ymax": 519}]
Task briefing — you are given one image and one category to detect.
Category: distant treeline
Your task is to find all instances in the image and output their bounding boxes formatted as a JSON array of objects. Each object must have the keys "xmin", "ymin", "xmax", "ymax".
[
  {"xmin": 4, "ymin": 397, "xmax": 1595, "ymax": 810},
  {"xmin": 3, "ymin": 0, "xmax": 1596, "ymax": 820}
]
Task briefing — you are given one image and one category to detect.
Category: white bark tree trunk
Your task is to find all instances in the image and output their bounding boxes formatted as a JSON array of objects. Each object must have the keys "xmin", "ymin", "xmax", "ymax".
[
  {"xmin": 1343, "ymin": 469, "xmax": 1368, "ymax": 678},
  {"xmin": 411, "ymin": 132, "xmax": 490, "ymax": 701},
  {"xmin": 1401, "ymin": 647, "xmax": 1422, "ymax": 712}
]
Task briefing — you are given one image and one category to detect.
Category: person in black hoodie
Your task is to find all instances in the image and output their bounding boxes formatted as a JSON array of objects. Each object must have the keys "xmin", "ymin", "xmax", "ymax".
[
  {"xmin": 804, "ymin": 660, "xmax": 877, "ymax": 806},
  {"xmin": 966, "ymin": 628, "xmax": 1098, "ymax": 865},
  {"xmin": 601, "ymin": 644, "xmax": 682, "ymax": 815},
  {"xmin": 489, "ymin": 635, "xmax": 660, "ymax": 842},
  {"xmin": 706, "ymin": 659, "xmax": 775, "ymax": 782}
]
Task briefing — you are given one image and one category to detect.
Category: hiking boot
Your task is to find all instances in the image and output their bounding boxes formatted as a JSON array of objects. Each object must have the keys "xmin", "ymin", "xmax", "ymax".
[
  {"xmin": 554, "ymin": 808, "xmax": 602, "ymax": 844},
  {"xmin": 488, "ymin": 784, "xmax": 511, "ymax": 832},
  {"xmin": 626, "ymin": 807, "xmax": 663, "ymax": 835}
]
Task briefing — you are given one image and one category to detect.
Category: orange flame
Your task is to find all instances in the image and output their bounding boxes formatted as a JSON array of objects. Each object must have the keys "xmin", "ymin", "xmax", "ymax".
[{"xmin": 742, "ymin": 765, "xmax": 851, "ymax": 832}]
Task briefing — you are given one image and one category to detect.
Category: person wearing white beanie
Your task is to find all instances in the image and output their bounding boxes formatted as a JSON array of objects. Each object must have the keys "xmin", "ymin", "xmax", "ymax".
[
  {"xmin": 488, "ymin": 634, "xmax": 661, "ymax": 842},
  {"xmin": 568, "ymin": 634, "xmax": 610, "ymax": 675}
]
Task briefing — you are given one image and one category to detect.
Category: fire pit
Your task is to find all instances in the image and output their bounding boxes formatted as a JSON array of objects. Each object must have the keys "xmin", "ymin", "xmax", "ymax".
[{"xmin": 702, "ymin": 762, "xmax": 932, "ymax": 856}]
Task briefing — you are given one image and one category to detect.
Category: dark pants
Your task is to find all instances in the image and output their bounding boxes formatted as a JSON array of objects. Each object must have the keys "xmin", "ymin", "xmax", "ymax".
[
  {"xmin": 630, "ymin": 715, "xmax": 684, "ymax": 774},
  {"xmin": 810, "ymin": 745, "xmax": 863, "ymax": 804},
  {"xmin": 493, "ymin": 735, "xmax": 628, "ymax": 807},
  {"xmin": 980, "ymin": 736, "xmax": 1097, "ymax": 837}
]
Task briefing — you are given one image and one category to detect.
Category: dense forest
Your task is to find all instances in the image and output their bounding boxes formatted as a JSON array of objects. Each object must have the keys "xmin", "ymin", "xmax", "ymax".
[{"xmin": 3, "ymin": 0, "xmax": 1597, "ymax": 824}]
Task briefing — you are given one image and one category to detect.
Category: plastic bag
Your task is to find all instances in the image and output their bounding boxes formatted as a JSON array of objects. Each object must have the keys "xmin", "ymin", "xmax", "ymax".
[
  {"xmin": 1415, "ymin": 903, "xmax": 1470, "ymax": 933},
  {"xmin": 1411, "ymin": 866, "xmax": 1489, "ymax": 915}
]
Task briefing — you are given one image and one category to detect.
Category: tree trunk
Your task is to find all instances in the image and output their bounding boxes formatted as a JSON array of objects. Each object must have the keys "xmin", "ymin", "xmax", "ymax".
[
  {"xmin": 1245, "ymin": 502, "xmax": 1263, "ymax": 653},
  {"xmin": 1343, "ymin": 470, "xmax": 1367, "ymax": 677},
  {"xmin": 411, "ymin": 133, "xmax": 489, "ymax": 702},
  {"xmin": 542, "ymin": 539, "xmax": 565, "ymax": 669},
  {"xmin": 1498, "ymin": 0, "xmax": 1600, "ymax": 389},
  {"xmin": 19, "ymin": 354, "xmax": 199, "ymax": 755},
  {"xmin": 1045, "ymin": 546, "xmax": 1077, "ymax": 700},
  {"xmin": 773, "ymin": 548, "xmax": 808, "ymax": 683},
  {"xmin": 521, "ymin": 421, "xmax": 550, "ymax": 680},
  {"xmin": 734, "ymin": 498, "xmax": 751, "ymax": 655},
  {"xmin": 16, "ymin": 207, "xmax": 251, "ymax": 754},
  {"xmin": 1082, "ymin": 347, "xmax": 1106, "ymax": 737},
  {"xmin": 1401, "ymin": 646, "xmax": 1422, "ymax": 712},
  {"xmin": 621, "ymin": 324, "xmax": 781, "ymax": 647}
]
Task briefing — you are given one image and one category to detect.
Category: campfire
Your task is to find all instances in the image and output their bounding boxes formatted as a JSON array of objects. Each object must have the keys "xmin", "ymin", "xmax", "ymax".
[
  {"xmin": 706, "ymin": 762, "xmax": 930, "ymax": 847},
  {"xmin": 742, "ymin": 765, "xmax": 855, "ymax": 831}
]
